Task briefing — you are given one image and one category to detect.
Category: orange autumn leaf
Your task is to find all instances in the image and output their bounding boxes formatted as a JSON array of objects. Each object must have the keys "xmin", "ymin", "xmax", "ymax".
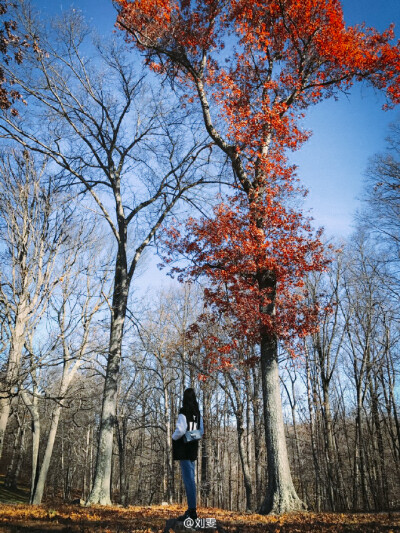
[{"xmin": 0, "ymin": 503, "xmax": 399, "ymax": 531}]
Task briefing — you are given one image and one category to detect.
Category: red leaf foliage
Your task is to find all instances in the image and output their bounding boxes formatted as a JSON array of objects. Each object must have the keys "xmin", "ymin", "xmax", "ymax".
[
  {"xmin": 115, "ymin": 0, "xmax": 400, "ymax": 167},
  {"xmin": 115, "ymin": 0, "xmax": 400, "ymax": 367},
  {"xmin": 0, "ymin": 0, "xmax": 25, "ymax": 111},
  {"xmin": 162, "ymin": 192, "xmax": 329, "ymax": 357}
]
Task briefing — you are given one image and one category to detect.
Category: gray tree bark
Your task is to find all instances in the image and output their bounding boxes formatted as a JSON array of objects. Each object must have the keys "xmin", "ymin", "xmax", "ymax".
[
  {"xmin": 21, "ymin": 389, "xmax": 40, "ymax": 504},
  {"xmin": 87, "ymin": 256, "xmax": 129, "ymax": 505},
  {"xmin": 258, "ymin": 334, "xmax": 305, "ymax": 514}
]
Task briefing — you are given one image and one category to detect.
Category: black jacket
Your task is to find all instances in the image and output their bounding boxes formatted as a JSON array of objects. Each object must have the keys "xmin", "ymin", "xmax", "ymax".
[{"xmin": 172, "ymin": 408, "xmax": 201, "ymax": 461}]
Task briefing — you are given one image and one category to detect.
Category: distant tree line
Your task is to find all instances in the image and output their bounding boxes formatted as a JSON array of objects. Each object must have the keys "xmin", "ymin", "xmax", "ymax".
[{"xmin": 1, "ymin": 217, "xmax": 399, "ymax": 512}]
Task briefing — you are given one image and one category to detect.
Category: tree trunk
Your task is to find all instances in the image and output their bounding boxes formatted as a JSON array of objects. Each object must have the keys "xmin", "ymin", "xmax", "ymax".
[
  {"xmin": 5, "ymin": 412, "xmax": 25, "ymax": 489},
  {"xmin": 227, "ymin": 373, "xmax": 253, "ymax": 511},
  {"xmin": 31, "ymin": 403, "xmax": 63, "ymax": 504},
  {"xmin": 29, "ymin": 398, "xmax": 40, "ymax": 504},
  {"xmin": 86, "ymin": 313, "xmax": 126, "ymax": 505},
  {"xmin": 0, "ymin": 326, "xmax": 25, "ymax": 459},
  {"xmin": 200, "ymin": 386, "xmax": 210, "ymax": 506},
  {"xmin": 86, "ymin": 249, "xmax": 129, "ymax": 505},
  {"xmin": 251, "ymin": 365, "xmax": 263, "ymax": 507},
  {"xmin": 117, "ymin": 416, "xmax": 128, "ymax": 506},
  {"xmin": 321, "ymin": 379, "xmax": 336, "ymax": 510},
  {"xmin": 163, "ymin": 379, "xmax": 173, "ymax": 504},
  {"xmin": 30, "ymin": 362, "xmax": 78, "ymax": 505},
  {"xmin": 258, "ymin": 334, "xmax": 305, "ymax": 514},
  {"xmin": 305, "ymin": 352, "xmax": 322, "ymax": 511},
  {"xmin": 289, "ymin": 380, "xmax": 306, "ymax": 503},
  {"xmin": 13, "ymin": 424, "xmax": 25, "ymax": 488},
  {"xmin": 369, "ymin": 378, "xmax": 387, "ymax": 510},
  {"xmin": 236, "ymin": 414, "xmax": 253, "ymax": 511},
  {"xmin": 0, "ymin": 400, "xmax": 11, "ymax": 460},
  {"xmin": 82, "ymin": 425, "xmax": 91, "ymax": 500}
]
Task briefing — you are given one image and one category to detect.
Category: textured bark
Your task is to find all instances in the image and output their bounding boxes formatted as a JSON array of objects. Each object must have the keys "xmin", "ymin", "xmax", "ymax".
[
  {"xmin": 258, "ymin": 334, "xmax": 305, "ymax": 514},
  {"xmin": 87, "ymin": 318, "xmax": 126, "ymax": 503},
  {"xmin": 86, "ymin": 245, "xmax": 129, "ymax": 505},
  {"xmin": 0, "ymin": 400, "xmax": 11, "ymax": 461},
  {"xmin": 0, "ymin": 322, "xmax": 25, "ymax": 459},
  {"xmin": 117, "ymin": 415, "xmax": 128, "ymax": 506},
  {"xmin": 200, "ymin": 385, "xmax": 211, "ymax": 506},
  {"xmin": 162, "ymin": 377, "xmax": 173, "ymax": 504},
  {"xmin": 251, "ymin": 365, "xmax": 263, "ymax": 506}
]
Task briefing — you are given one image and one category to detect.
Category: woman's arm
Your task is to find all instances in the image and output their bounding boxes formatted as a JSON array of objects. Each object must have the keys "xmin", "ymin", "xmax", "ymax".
[{"xmin": 172, "ymin": 414, "xmax": 187, "ymax": 440}]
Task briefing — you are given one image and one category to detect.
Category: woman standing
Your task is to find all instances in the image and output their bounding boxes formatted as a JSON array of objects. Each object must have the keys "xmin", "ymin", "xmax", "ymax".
[{"xmin": 172, "ymin": 388, "xmax": 204, "ymax": 522}]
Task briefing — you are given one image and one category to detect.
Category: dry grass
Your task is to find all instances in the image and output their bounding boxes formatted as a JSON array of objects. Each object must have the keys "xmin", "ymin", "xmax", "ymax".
[{"xmin": 0, "ymin": 503, "xmax": 398, "ymax": 532}]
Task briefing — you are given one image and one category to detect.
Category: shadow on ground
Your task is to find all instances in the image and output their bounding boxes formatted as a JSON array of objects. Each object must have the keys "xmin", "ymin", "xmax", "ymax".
[{"xmin": 0, "ymin": 478, "xmax": 29, "ymax": 505}]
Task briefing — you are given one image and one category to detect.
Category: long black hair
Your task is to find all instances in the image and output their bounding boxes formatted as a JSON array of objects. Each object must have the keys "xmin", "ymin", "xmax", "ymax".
[{"xmin": 182, "ymin": 388, "xmax": 200, "ymax": 420}]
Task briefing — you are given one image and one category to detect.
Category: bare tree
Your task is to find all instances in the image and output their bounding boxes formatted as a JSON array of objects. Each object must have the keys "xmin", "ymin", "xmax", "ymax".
[
  {"xmin": 29, "ymin": 243, "xmax": 109, "ymax": 504},
  {"xmin": 303, "ymin": 253, "xmax": 348, "ymax": 510},
  {"xmin": 341, "ymin": 232, "xmax": 397, "ymax": 510},
  {"xmin": 0, "ymin": 149, "xmax": 72, "ymax": 459},
  {"xmin": 0, "ymin": 6, "xmax": 220, "ymax": 504}
]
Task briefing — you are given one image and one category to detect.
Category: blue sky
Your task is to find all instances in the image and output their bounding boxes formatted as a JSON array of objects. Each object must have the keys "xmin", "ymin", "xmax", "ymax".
[{"xmin": 293, "ymin": 1, "xmax": 400, "ymax": 239}]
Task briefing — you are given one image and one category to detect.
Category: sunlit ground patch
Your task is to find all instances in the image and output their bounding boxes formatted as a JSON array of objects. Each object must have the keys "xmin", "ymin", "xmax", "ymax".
[{"xmin": 0, "ymin": 504, "xmax": 399, "ymax": 532}]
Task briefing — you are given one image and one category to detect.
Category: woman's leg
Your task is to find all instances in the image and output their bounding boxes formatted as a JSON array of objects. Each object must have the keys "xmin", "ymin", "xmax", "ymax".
[{"xmin": 179, "ymin": 460, "xmax": 196, "ymax": 509}]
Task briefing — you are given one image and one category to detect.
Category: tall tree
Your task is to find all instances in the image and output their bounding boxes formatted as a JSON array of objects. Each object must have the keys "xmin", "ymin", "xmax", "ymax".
[
  {"xmin": 161, "ymin": 194, "xmax": 327, "ymax": 513},
  {"xmin": 29, "ymin": 246, "xmax": 109, "ymax": 504},
  {"xmin": 0, "ymin": 7, "xmax": 219, "ymax": 504},
  {"xmin": 115, "ymin": 0, "xmax": 400, "ymax": 514},
  {"xmin": 303, "ymin": 254, "xmax": 348, "ymax": 510},
  {"xmin": 341, "ymin": 232, "xmax": 396, "ymax": 510},
  {"xmin": 0, "ymin": 149, "xmax": 71, "ymax": 459}
]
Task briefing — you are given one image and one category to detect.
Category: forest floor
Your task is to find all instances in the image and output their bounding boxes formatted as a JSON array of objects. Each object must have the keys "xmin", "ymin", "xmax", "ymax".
[
  {"xmin": 0, "ymin": 479, "xmax": 398, "ymax": 533},
  {"xmin": 0, "ymin": 502, "xmax": 399, "ymax": 533}
]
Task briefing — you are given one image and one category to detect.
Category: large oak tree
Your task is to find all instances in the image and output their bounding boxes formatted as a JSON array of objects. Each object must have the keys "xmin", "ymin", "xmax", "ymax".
[{"xmin": 115, "ymin": 0, "xmax": 400, "ymax": 514}]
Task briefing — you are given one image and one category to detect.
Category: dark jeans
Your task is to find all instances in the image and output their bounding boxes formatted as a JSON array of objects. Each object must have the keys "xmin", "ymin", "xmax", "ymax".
[{"xmin": 179, "ymin": 459, "xmax": 196, "ymax": 508}]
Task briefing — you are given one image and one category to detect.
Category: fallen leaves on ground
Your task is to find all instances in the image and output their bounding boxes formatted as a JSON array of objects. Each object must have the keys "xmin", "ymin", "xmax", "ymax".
[{"xmin": 0, "ymin": 503, "xmax": 398, "ymax": 532}]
